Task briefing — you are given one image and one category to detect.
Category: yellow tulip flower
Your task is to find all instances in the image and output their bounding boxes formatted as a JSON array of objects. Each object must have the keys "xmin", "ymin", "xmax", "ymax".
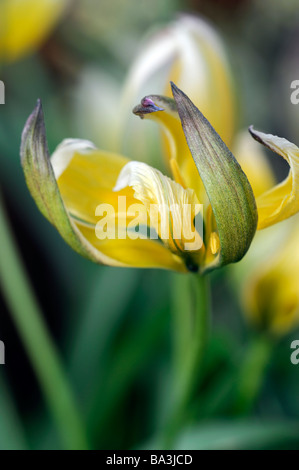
[
  {"xmin": 20, "ymin": 79, "xmax": 299, "ymax": 274},
  {"xmin": 0, "ymin": 0, "xmax": 70, "ymax": 62},
  {"xmin": 21, "ymin": 84, "xmax": 258, "ymax": 273}
]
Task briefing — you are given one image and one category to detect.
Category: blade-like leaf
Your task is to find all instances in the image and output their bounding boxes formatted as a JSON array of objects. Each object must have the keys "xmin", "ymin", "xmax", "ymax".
[
  {"xmin": 171, "ymin": 83, "xmax": 257, "ymax": 270},
  {"xmin": 20, "ymin": 100, "xmax": 123, "ymax": 266},
  {"xmin": 175, "ymin": 421, "xmax": 299, "ymax": 450}
]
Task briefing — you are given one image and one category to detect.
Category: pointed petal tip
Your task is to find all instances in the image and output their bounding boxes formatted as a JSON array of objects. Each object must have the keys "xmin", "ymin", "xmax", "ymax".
[
  {"xmin": 170, "ymin": 81, "xmax": 180, "ymax": 96},
  {"xmin": 132, "ymin": 96, "xmax": 164, "ymax": 119},
  {"xmin": 35, "ymin": 99, "xmax": 44, "ymax": 123},
  {"xmin": 29, "ymin": 98, "xmax": 43, "ymax": 121},
  {"xmin": 248, "ymin": 125, "xmax": 257, "ymax": 138},
  {"xmin": 20, "ymin": 99, "xmax": 47, "ymax": 167},
  {"xmin": 35, "ymin": 98, "xmax": 43, "ymax": 116},
  {"xmin": 22, "ymin": 99, "xmax": 43, "ymax": 133},
  {"xmin": 248, "ymin": 125, "xmax": 265, "ymax": 145}
]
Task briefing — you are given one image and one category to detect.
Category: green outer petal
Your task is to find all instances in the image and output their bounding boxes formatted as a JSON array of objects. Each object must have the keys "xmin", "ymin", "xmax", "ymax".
[
  {"xmin": 171, "ymin": 83, "xmax": 258, "ymax": 271},
  {"xmin": 20, "ymin": 100, "xmax": 125, "ymax": 267}
]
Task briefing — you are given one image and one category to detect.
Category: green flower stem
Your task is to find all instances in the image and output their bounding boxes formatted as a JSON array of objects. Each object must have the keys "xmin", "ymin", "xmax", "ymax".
[
  {"xmin": 0, "ymin": 194, "xmax": 88, "ymax": 450},
  {"xmin": 163, "ymin": 273, "xmax": 210, "ymax": 448},
  {"xmin": 234, "ymin": 333, "xmax": 273, "ymax": 415}
]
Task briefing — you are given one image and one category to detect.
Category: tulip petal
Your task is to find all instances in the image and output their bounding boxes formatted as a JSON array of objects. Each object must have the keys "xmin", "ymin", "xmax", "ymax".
[
  {"xmin": 77, "ymin": 223, "xmax": 187, "ymax": 271},
  {"xmin": 51, "ymin": 138, "xmax": 135, "ymax": 225},
  {"xmin": 249, "ymin": 126, "xmax": 299, "ymax": 229},
  {"xmin": 133, "ymin": 95, "xmax": 206, "ymax": 201},
  {"xmin": 171, "ymin": 83, "xmax": 257, "ymax": 271},
  {"xmin": 114, "ymin": 161, "xmax": 203, "ymax": 261},
  {"xmin": 232, "ymin": 131, "xmax": 276, "ymax": 198}
]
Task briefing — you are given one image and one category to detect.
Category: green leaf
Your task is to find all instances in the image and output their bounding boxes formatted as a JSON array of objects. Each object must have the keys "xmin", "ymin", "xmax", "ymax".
[
  {"xmin": 20, "ymin": 100, "xmax": 102, "ymax": 263},
  {"xmin": 175, "ymin": 420, "xmax": 299, "ymax": 450},
  {"xmin": 171, "ymin": 83, "xmax": 257, "ymax": 271}
]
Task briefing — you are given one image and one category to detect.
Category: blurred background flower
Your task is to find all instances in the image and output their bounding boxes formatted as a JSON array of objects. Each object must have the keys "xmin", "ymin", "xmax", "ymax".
[
  {"xmin": 114, "ymin": 14, "xmax": 236, "ymax": 172},
  {"xmin": 0, "ymin": 0, "xmax": 71, "ymax": 62},
  {"xmin": 1, "ymin": 0, "xmax": 299, "ymax": 451},
  {"xmin": 243, "ymin": 224, "xmax": 299, "ymax": 336},
  {"xmin": 232, "ymin": 213, "xmax": 299, "ymax": 337}
]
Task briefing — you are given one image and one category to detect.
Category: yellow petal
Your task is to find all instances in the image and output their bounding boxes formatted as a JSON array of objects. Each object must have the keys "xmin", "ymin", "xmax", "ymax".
[
  {"xmin": 114, "ymin": 160, "xmax": 203, "ymax": 268},
  {"xmin": 76, "ymin": 222, "xmax": 187, "ymax": 271},
  {"xmin": 0, "ymin": 0, "xmax": 69, "ymax": 62},
  {"xmin": 53, "ymin": 140, "xmax": 187, "ymax": 271},
  {"xmin": 249, "ymin": 127, "xmax": 299, "ymax": 229},
  {"xmin": 133, "ymin": 95, "xmax": 206, "ymax": 202},
  {"xmin": 232, "ymin": 130, "xmax": 276, "ymax": 198},
  {"xmin": 51, "ymin": 139, "xmax": 135, "ymax": 225}
]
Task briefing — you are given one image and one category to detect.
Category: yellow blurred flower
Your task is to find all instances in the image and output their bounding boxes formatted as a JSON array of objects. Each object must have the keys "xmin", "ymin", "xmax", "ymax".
[
  {"xmin": 239, "ymin": 219, "xmax": 299, "ymax": 336},
  {"xmin": 0, "ymin": 0, "xmax": 70, "ymax": 62},
  {"xmin": 118, "ymin": 15, "xmax": 236, "ymax": 164}
]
